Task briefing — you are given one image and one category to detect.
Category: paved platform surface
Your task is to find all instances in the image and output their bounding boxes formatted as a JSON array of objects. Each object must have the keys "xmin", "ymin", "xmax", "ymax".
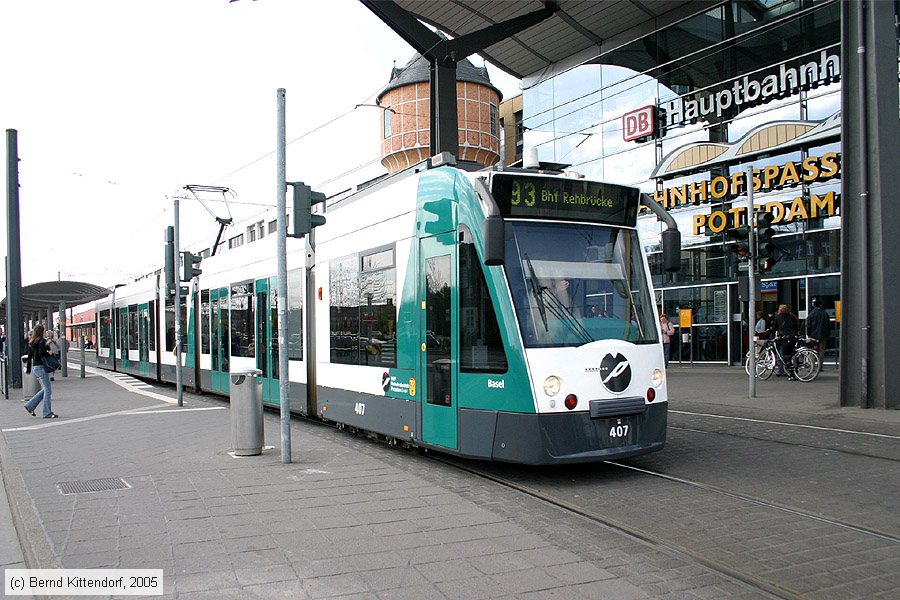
[{"xmin": 0, "ymin": 364, "xmax": 896, "ymax": 599}]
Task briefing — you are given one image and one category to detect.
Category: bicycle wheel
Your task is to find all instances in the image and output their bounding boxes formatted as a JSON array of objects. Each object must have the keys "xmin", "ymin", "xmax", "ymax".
[
  {"xmin": 757, "ymin": 347, "xmax": 775, "ymax": 380},
  {"xmin": 745, "ymin": 345, "xmax": 773, "ymax": 379},
  {"xmin": 792, "ymin": 349, "xmax": 820, "ymax": 382}
]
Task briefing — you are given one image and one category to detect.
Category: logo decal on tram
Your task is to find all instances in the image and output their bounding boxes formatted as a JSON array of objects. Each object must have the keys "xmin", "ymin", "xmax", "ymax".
[{"xmin": 599, "ymin": 353, "xmax": 632, "ymax": 393}]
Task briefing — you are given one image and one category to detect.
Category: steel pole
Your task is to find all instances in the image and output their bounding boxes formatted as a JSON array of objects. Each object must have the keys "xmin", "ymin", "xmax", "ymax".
[
  {"xmin": 174, "ymin": 198, "xmax": 183, "ymax": 406},
  {"xmin": 277, "ymin": 88, "xmax": 292, "ymax": 463},
  {"xmin": 6, "ymin": 130, "xmax": 23, "ymax": 388},
  {"xmin": 59, "ymin": 300, "xmax": 68, "ymax": 377},
  {"xmin": 306, "ymin": 231, "xmax": 317, "ymax": 418},
  {"xmin": 747, "ymin": 168, "xmax": 756, "ymax": 399},
  {"xmin": 80, "ymin": 332, "xmax": 85, "ymax": 379}
]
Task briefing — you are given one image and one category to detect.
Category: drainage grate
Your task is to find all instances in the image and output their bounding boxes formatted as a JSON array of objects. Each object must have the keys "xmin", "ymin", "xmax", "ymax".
[{"xmin": 57, "ymin": 478, "xmax": 131, "ymax": 495}]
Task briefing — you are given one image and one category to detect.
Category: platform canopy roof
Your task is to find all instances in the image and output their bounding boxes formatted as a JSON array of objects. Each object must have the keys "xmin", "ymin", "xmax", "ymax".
[
  {"xmin": 1, "ymin": 281, "xmax": 111, "ymax": 316},
  {"xmin": 362, "ymin": 0, "xmax": 719, "ymax": 86}
]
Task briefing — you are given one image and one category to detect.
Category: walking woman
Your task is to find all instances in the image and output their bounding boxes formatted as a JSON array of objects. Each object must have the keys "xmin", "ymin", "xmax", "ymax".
[
  {"xmin": 24, "ymin": 325, "xmax": 58, "ymax": 418},
  {"xmin": 659, "ymin": 313, "xmax": 676, "ymax": 368}
]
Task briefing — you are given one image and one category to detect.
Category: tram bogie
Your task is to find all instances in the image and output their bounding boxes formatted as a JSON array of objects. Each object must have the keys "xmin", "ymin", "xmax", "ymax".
[{"xmin": 96, "ymin": 159, "xmax": 671, "ymax": 464}]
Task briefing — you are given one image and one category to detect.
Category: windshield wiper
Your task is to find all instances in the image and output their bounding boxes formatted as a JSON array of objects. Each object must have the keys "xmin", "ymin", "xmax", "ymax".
[
  {"xmin": 523, "ymin": 254, "xmax": 548, "ymax": 332},
  {"xmin": 540, "ymin": 287, "xmax": 594, "ymax": 345}
]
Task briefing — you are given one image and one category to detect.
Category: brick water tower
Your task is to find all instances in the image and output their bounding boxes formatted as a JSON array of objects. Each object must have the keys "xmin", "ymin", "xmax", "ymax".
[{"xmin": 376, "ymin": 53, "xmax": 502, "ymax": 174}]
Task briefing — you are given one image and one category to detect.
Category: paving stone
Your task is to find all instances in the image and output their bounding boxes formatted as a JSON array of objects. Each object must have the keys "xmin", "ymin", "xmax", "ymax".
[
  {"xmin": 415, "ymin": 558, "xmax": 479, "ymax": 583},
  {"xmin": 233, "ymin": 563, "xmax": 298, "ymax": 586},
  {"xmin": 436, "ymin": 574, "xmax": 507, "ymax": 600},
  {"xmin": 173, "ymin": 569, "xmax": 238, "ymax": 594},
  {"xmin": 375, "ymin": 584, "xmax": 448, "ymax": 600},
  {"xmin": 358, "ymin": 566, "xmax": 430, "ymax": 591},
  {"xmin": 301, "ymin": 573, "xmax": 370, "ymax": 599},
  {"xmin": 240, "ymin": 579, "xmax": 311, "ymax": 599}
]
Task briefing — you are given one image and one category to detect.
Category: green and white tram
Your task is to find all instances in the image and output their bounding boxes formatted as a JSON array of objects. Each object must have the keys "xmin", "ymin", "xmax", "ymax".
[{"xmin": 97, "ymin": 158, "xmax": 678, "ymax": 464}]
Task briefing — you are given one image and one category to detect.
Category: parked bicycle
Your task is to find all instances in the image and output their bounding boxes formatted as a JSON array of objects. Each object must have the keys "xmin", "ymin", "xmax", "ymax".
[{"xmin": 745, "ymin": 335, "xmax": 821, "ymax": 382}]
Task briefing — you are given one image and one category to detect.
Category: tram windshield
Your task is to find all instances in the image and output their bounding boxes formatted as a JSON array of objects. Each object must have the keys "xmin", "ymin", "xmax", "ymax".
[{"xmin": 506, "ymin": 221, "xmax": 659, "ymax": 348}]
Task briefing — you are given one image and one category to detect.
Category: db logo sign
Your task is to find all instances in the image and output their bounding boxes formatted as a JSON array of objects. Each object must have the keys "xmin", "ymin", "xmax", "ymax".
[{"xmin": 622, "ymin": 105, "xmax": 656, "ymax": 142}]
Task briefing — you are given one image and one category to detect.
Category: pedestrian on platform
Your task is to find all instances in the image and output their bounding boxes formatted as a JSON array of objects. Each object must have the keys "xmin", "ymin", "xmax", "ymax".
[
  {"xmin": 754, "ymin": 311, "xmax": 769, "ymax": 340},
  {"xmin": 659, "ymin": 313, "xmax": 675, "ymax": 368},
  {"xmin": 773, "ymin": 304, "xmax": 800, "ymax": 378},
  {"xmin": 46, "ymin": 330, "xmax": 61, "ymax": 381},
  {"xmin": 806, "ymin": 299, "xmax": 832, "ymax": 362},
  {"xmin": 24, "ymin": 324, "xmax": 58, "ymax": 418}
]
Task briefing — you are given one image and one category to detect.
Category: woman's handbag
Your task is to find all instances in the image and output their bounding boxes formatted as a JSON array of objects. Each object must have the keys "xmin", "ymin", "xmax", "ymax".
[{"xmin": 42, "ymin": 355, "xmax": 61, "ymax": 372}]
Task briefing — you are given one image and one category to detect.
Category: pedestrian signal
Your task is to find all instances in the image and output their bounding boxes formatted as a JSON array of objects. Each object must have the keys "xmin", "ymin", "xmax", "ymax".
[
  {"xmin": 164, "ymin": 226, "xmax": 175, "ymax": 293},
  {"xmin": 288, "ymin": 181, "xmax": 327, "ymax": 237},
  {"xmin": 181, "ymin": 251, "xmax": 202, "ymax": 281}
]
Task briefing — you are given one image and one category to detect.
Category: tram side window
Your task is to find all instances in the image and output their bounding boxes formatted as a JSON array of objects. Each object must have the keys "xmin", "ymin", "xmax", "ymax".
[
  {"xmin": 230, "ymin": 282, "xmax": 255, "ymax": 357},
  {"xmin": 287, "ymin": 269, "xmax": 303, "ymax": 361},
  {"xmin": 179, "ymin": 299, "xmax": 187, "ymax": 352},
  {"xmin": 359, "ymin": 247, "xmax": 397, "ymax": 368},
  {"xmin": 330, "ymin": 255, "xmax": 360, "ymax": 365},
  {"xmin": 459, "ymin": 227, "xmax": 507, "ymax": 373},
  {"xmin": 128, "ymin": 305, "xmax": 139, "ymax": 350},
  {"xmin": 149, "ymin": 300, "xmax": 156, "ymax": 352},
  {"xmin": 99, "ymin": 310, "xmax": 111, "ymax": 349},
  {"xmin": 200, "ymin": 290, "xmax": 210, "ymax": 354},
  {"xmin": 165, "ymin": 298, "xmax": 175, "ymax": 351},
  {"xmin": 329, "ymin": 247, "xmax": 397, "ymax": 367},
  {"xmin": 118, "ymin": 310, "xmax": 128, "ymax": 355}
]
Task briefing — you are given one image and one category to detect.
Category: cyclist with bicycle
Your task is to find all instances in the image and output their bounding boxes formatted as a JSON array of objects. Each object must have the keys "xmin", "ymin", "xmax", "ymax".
[{"xmin": 772, "ymin": 304, "xmax": 800, "ymax": 378}]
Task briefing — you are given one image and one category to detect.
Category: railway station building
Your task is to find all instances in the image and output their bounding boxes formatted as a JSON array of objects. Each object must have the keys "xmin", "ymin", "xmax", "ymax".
[{"xmin": 504, "ymin": 0, "xmax": 886, "ymax": 368}]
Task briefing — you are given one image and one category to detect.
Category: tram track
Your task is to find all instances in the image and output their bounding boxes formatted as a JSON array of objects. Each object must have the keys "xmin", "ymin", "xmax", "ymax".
[
  {"xmin": 605, "ymin": 460, "xmax": 900, "ymax": 545},
  {"xmin": 431, "ymin": 455, "xmax": 805, "ymax": 600},
  {"xmin": 429, "ymin": 452, "xmax": 900, "ymax": 600},
  {"xmin": 668, "ymin": 423, "xmax": 900, "ymax": 462}
]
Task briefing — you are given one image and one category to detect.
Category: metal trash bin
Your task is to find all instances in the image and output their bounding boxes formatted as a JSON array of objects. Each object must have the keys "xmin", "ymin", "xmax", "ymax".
[
  {"xmin": 230, "ymin": 368, "xmax": 263, "ymax": 456},
  {"xmin": 22, "ymin": 358, "xmax": 39, "ymax": 400}
]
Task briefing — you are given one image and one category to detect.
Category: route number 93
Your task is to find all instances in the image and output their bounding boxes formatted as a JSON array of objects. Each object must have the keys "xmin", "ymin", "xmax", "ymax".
[
  {"xmin": 609, "ymin": 424, "xmax": 629, "ymax": 438},
  {"xmin": 510, "ymin": 180, "xmax": 537, "ymax": 207}
]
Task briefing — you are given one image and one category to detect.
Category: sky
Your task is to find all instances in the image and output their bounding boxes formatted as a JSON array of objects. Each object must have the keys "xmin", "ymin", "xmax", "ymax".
[{"xmin": 0, "ymin": 0, "xmax": 521, "ymax": 295}]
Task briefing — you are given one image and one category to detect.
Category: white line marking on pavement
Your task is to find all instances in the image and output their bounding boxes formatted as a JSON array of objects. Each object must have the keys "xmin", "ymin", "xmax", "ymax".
[
  {"xmin": 670, "ymin": 410, "xmax": 900, "ymax": 440},
  {"xmin": 83, "ymin": 365, "xmax": 177, "ymax": 405},
  {"xmin": 133, "ymin": 407, "xmax": 226, "ymax": 414},
  {"xmin": 3, "ymin": 404, "xmax": 168, "ymax": 432},
  {"xmin": 2, "ymin": 406, "xmax": 226, "ymax": 432},
  {"xmin": 3, "ymin": 366, "xmax": 222, "ymax": 432}
]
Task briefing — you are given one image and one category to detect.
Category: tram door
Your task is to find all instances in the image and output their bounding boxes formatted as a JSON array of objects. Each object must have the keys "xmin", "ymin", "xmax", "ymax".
[
  {"xmin": 138, "ymin": 303, "xmax": 150, "ymax": 376},
  {"xmin": 118, "ymin": 307, "xmax": 131, "ymax": 370},
  {"xmin": 209, "ymin": 287, "xmax": 230, "ymax": 394},
  {"xmin": 255, "ymin": 277, "xmax": 279, "ymax": 404},
  {"xmin": 419, "ymin": 233, "xmax": 458, "ymax": 450}
]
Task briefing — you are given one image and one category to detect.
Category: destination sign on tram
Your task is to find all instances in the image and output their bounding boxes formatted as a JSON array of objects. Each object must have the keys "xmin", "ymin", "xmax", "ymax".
[{"xmin": 491, "ymin": 174, "xmax": 639, "ymax": 227}]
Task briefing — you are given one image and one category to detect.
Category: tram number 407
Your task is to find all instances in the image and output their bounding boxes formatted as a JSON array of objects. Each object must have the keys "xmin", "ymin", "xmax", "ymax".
[
  {"xmin": 609, "ymin": 424, "xmax": 629, "ymax": 438},
  {"xmin": 354, "ymin": 402, "xmax": 366, "ymax": 416}
]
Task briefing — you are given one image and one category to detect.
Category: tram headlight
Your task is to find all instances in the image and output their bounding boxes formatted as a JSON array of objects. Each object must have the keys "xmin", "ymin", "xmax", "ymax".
[
  {"xmin": 543, "ymin": 375, "xmax": 562, "ymax": 397},
  {"xmin": 651, "ymin": 369, "xmax": 664, "ymax": 388}
]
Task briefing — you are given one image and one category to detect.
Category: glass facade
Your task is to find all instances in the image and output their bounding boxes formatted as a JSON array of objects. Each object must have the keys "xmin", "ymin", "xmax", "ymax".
[{"xmin": 521, "ymin": 0, "xmax": 850, "ymax": 364}]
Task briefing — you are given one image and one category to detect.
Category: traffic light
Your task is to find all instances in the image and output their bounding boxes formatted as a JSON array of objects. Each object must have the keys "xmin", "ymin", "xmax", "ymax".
[
  {"xmin": 288, "ymin": 181, "xmax": 327, "ymax": 237},
  {"xmin": 725, "ymin": 225, "xmax": 751, "ymax": 260},
  {"xmin": 756, "ymin": 211, "xmax": 777, "ymax": 272},
  {"xmin": 181, "ymin": 251, "xmax": 202, "ymax": 281},
  {"xmin": 164, "ymin": 226, "xmax": 175, "ymax": 293}
]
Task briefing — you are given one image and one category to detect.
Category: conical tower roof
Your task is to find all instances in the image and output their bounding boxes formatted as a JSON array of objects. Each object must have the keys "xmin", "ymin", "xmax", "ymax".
[{"xmin": 376, "ymin": 52, "xmax": 502, "ymax": 104}]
